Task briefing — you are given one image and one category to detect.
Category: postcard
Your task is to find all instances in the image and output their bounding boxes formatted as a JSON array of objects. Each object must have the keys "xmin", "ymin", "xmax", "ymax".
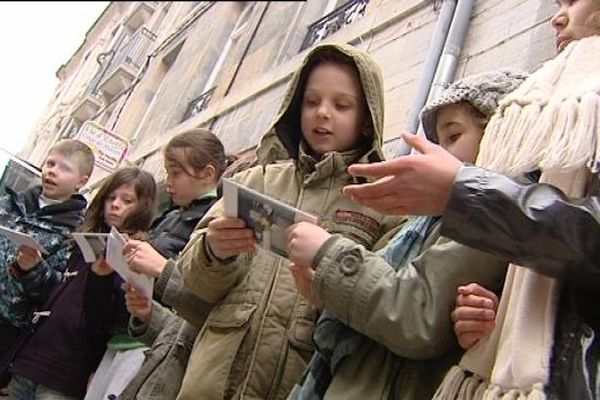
[
  {"xmin": 71, "ymin": 233, "xmax": 110, "ymax": 263},
  {"xmin": 106, "ymin": 227, "xmax": 153, "ymax": 298},
  {"xmin": 0, "ymin": 225, "xmax": 48, "ymax": 255},
  {"xmin": 222, "ymin": 178, "xmax": 318, "ymax": 258}
]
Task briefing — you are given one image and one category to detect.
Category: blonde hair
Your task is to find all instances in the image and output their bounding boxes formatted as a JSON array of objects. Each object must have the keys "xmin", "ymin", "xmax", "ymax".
[{"xmin": 48, "ymin": 139, "xmax": 95, "ymax": 177}]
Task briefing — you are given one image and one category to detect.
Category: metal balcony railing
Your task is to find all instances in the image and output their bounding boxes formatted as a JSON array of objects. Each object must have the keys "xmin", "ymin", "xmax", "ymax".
[
  {"xmin": 300, "ymin": 0, "xmax": 369, "ymax": 51},
  {"xmin": 104, "ymin": 27, "xmax": 157, "ymax": 80},
  {"xmin": 81, "ymin": 51, "xmax": 115, "ymax": 99},
  {"xmin": 182, "ymin": 87, "xmax": 216, "ymax": 122}
]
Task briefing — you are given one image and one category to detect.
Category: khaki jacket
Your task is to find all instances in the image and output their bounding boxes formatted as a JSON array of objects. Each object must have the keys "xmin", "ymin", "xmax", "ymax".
[
  {"xmin": 310, "ymin": 223, "xmax": 508, "ymax": 399},
  {"xmin": 177, "ymin": 43, "xmax": 403, "ymax": 400}
]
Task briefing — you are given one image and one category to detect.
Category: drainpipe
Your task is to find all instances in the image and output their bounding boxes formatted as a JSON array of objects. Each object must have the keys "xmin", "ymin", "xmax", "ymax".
[
  {"xmin": 427, "ymin": 0, "xmax": 475, "ymax": 105},
  {"xmin": 386, "ymin": 0, "xmax": 456, "ymax": 158}
]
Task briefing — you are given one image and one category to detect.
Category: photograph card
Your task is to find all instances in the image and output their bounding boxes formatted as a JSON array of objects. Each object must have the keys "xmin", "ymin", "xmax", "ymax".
[
  {"xmin": 222, "ymin": 178, "xmax": 318, "ymax": 258},
  {"xmin": 0, "ymin": 225, "xmax": 48, "ymax": 255}
]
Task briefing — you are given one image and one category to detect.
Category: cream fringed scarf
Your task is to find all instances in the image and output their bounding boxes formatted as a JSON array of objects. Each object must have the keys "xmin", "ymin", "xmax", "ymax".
[{"xmin": 433, "ymin": 35, "xmax": 600, "ymax": 400}]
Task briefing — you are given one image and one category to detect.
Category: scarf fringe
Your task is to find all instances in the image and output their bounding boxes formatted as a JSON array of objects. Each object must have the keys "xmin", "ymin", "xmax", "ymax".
[
  {"xmin": 475, "ymin": 36, "xmax": 600, "ymax": 176},
  {"xmin": 475, "ymin": 93, "xmax": 600, "ymax": 176},
  {"xmin": 434, "ymin": 366, "xmax": 548, "ymax": 400}
]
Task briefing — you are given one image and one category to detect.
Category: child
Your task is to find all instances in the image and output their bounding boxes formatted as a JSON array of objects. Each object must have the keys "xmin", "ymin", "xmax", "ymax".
[
  {"xmin": 118, "ymin": 148, "xmax": 256, "ymax": 400},
  {"xmin": 88, "ymin": 129, "xmax": 232, "ymax": 400},
  {"xmin": 172, "ymin": 43, "xmax": 403, "ymax": 399},
  {"xmin": 0, "ymin": 139, "xmax": 93, "ymax": 362},
  {"xmin": 441, "ymin": 2, "xmax": 600, "ymax": 398},
  {"xmin": 4, "ymin": 166, "xmax": 156, "ymax": 400},
  {"xmin": 284, "ymin": 70, "xmax": 527, "ymax": 399},
  {"xmin": 342, "ymin": 3, "xmax": 600, "ymax": 399}
]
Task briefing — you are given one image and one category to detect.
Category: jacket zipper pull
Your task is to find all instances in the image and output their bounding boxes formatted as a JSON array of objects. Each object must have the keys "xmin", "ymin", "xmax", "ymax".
[{"xmin": 32, "ymin": 311, "xmax": 51, "ymax": 324}]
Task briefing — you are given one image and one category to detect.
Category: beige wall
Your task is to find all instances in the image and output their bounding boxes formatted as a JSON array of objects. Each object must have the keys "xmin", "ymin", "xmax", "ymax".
[{"xmin": 20, "ymin": 0, "xmax": 558, "ymax": 190}]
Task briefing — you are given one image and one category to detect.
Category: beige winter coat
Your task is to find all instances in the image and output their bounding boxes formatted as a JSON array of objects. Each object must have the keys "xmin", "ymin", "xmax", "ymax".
[{"xmin": 176, "ymin": 43, "xmax": 403, "ymax": 400}]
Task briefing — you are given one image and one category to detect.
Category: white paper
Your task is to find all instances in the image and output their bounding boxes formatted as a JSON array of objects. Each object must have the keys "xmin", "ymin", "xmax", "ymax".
[
  {"xmin": 0, "ymin": 225, "xmax": 48, "ymax": 255},
  {"xmin": 72, "ymin": 233, "xmax": 109, "ymax": 263},
  {"xmin": 106, "ymin": 227, "xmax": 153, "ymax": 299}
]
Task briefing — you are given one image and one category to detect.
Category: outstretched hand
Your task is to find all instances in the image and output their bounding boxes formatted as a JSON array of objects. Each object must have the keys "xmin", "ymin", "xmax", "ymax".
[{"xmin": 343, "ymin": 133, "xmax": 462, "ymax": 216}]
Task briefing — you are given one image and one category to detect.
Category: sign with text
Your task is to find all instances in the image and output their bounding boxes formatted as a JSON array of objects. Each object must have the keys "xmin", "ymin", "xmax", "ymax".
[{"xmin": 76, "ymin": 121, "xmax": 129, "ymax": 172}]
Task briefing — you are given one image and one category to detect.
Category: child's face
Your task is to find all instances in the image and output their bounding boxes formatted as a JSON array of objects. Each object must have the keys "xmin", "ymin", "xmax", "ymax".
[
  {"xmin": 103, "ymin": 182, "xmax": 139, "ymax": 229},
  {"xmin": 300, "ymin": 62, "xmax": 366, "ymax": 157},
  {"xmin": 435, "ymin": 103, "xmax": 485, "ymax": 164},
  {"xmin": 164, "ymin": 152, "xmax": 213, "ymax": 207},
  {"xmin": 551, "ymin": 0, "xmax": 600, "ymax": 52},
  {"xmin": 41, "ymin": 152, "xmax": 88, "ymax": 202}
]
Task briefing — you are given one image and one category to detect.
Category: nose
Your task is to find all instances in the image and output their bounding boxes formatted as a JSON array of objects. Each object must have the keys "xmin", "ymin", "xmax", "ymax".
[
  {"xmin": 316, "ymin": 102, "xmax": 331, "ymax": 119},
  {"xmin": 550, "ymin": 6, "xmax": 567, "ymax": 32},
  {"xmin": 110, "ymin": 198, "xmax": 122, "ymax": 210}
]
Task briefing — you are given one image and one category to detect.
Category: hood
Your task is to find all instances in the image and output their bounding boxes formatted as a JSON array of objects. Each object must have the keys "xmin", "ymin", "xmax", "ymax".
[
  {"xmin": 8, "ymin": 185, "xmax": 88, "ymax": 229},
  {"xmin": 256, "ymin": 42, "xmax": 386, "ymax": 165}
]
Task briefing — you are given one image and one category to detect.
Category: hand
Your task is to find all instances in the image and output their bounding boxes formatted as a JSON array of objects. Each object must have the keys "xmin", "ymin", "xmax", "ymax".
[
  {"xmin": 91, "ymin": 256, "xmax": 114, "ymax": 276},
  {"xmin": 206, "ymin": 217, "xmax": 256, "ymax": 260},
  {"xmin": 289, "ymin": 263, "xmax": 322, "ymax": 310},
  {"xmin": 451, "ymin": 283, "xmax": 499, "ymax": 349},
  {"xmin": 16, "ymin": 245, "xmax": 42, "ymax": 271},
  {"xmin": 123, "ymin": 282, "xmax": 152, "ymax": 323},
  {"xmin": 124, "ymin": 240, "xmax": 167, "ymax": 278},
  {"xmin": 286, "ymin": 222, "xmax": 331, "ymax": 267},
  {"xmin": 343, "ymin": 133, "xmax": 462, "ymax": 215}
]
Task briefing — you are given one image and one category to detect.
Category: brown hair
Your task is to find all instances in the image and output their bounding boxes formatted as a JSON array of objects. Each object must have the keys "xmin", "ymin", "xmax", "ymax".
[
  {"xmin": 80, "ymin": 167, "xmax": 156, "ymax": 235},
  {"xmin": 49, "ymin": 139, "xmax": 95, "ymax": 177},
  {"xmin": 164, "ymin": 128, "xmax": 231, "ymax": 180}
]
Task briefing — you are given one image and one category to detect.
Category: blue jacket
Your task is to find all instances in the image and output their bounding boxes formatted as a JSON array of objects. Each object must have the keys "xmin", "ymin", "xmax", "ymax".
[{"xmin": 0, "ymin": 185, "xmax": 87, "ymax": 329}]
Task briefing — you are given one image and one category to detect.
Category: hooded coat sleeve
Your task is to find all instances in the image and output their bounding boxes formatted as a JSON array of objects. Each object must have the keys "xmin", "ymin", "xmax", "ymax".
[
  {"xmin": 313, "ymin": 229, "xmax": 508, "ymax": 359},
  {"xmin": 441, "ymin": 165, "xmax": 600, "ymax": 291}
]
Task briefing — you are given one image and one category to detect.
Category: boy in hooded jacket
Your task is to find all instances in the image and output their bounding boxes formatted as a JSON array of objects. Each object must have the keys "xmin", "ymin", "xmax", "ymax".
[
  {"xmin": 285, "ymin": 69, "xmax": 526, "ymax": 400},
  {"xmin": 174, "ymin": 43, "xmax": 403, "ymax": 400}
]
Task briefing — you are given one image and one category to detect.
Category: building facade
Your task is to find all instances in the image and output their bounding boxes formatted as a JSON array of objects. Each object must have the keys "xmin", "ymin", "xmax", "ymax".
[{"xmin": 19, "ymin": 0, "xmax": 557, "ymax": 194}]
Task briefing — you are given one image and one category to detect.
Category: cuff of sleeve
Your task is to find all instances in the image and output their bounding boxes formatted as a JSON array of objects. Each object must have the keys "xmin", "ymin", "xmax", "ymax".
[
  {"xmin": 441, "ymin": 164, "xmax": 483, "ymax": 236},
  {"xmin": 314, "ymin": 236, "xmax": 368, "ymax": 324},
  {"xmin": 203, "ymin": 234, "xmax": 237, "ymax": 265},
  {"xmin": 128, "ymin": 301, "xmax": 169, "ymax": 345},
  {"xmin": 154, "ymin": 259, "xmax": 175, "ymax": 299}
]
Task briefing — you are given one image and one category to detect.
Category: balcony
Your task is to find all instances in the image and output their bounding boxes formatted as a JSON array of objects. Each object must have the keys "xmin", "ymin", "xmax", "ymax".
[
  {"xmin": 70, "ymin": 52, "xmax": 115, "ymax": 121},
  {"xmin": 124, "ymin": 2, "xmax": 157, "ymax": 32},
  {"xmin": 181, "ymin": 87, "xmax": 216, "ymax": 122},
  {"xmin": 98, "ymin": 27, "xmax": 157, "ymax": 98},
  {"xmin": 301, "ymin": 0, "xmax": 369, "ymax": 51}
]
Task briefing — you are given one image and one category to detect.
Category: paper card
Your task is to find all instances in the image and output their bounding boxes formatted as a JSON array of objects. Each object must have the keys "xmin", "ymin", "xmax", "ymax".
[
  {"xmin": 106, "ymin": 227, "xmax": 153, "ymax": 299},
  {"xmin": 0, "ymin": 225, "xmax": 48, "ymax": 255},
  {"xmin": 71, "ymin": 233, "xmax": 110, "ymax": 263},
  {"xmin": 222, "ymin": 178, "xmax": 318, "ymax": 259}
]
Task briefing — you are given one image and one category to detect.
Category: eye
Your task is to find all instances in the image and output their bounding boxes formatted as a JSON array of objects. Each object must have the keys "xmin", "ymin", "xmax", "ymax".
[
  {"xmin": 336, "ymin": 103, "xmax": 351, "ymax": 110},
  {"xmin": 448, "ymin": 133, "xmax": 462, "ymax": 143},
  {"xmin": 304, "ymin": 97, "xmax": 319, "ymax": 106}
]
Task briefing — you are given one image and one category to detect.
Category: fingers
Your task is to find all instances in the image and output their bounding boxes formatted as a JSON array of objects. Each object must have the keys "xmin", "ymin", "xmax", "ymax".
[
  {"xmin": 452, "ymin": 305, "xmax": 495, "ymax": 322},
  {"xmin": 123, "ymin": 240, "xmax": 143, "ymax": 254},
  {"xmin": 346, "ymin": 157, "xmax": 411, "ymax": 181},
  {"xmin": 458, "ymin": 283, "xmax": 499, "ymax": 309},
  {"xmin": 401, "ymin": 132, "xmax": 437, "ymax": 154},
  {"xmin": 208, "ymin": 217, "xmax": 249, "ymax": 230}
]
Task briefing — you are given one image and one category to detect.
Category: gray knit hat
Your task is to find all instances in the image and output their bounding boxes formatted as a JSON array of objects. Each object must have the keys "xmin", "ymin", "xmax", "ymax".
[{"xmin": 420, "ymin": 69, "xmax": 529, "ymax": 143}]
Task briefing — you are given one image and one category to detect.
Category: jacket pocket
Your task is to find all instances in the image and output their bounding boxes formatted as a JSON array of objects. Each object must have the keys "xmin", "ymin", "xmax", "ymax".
[
  {"xmin": 180, "ymin": 303, "xmax": 257, "ymax": 400},
  {"xmin": 269, "ymin": 300, "xmax": 316, "ymax": 400}
]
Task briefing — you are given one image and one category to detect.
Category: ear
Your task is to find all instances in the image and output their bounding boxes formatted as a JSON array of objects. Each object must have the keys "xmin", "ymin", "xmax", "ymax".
[
  {"xmin": 201, "ymin": 164, "xmax": 217, "ymax": 182},
  {"xmin": 75, "ymin": 174, "xmax": 90, "ymax": 191}
]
